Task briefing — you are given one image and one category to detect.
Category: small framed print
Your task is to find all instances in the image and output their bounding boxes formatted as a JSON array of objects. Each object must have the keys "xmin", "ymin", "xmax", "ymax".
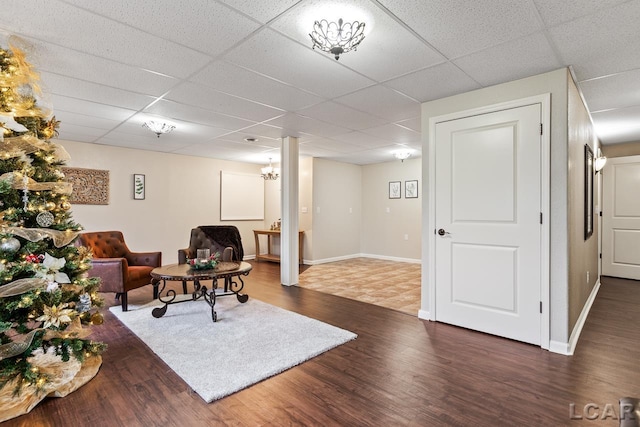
[
  {"xmin": 389, "ymin": 181, "xmax": 401, "ymax": 199},
  {"xmin": 134, "ymin": 174, "xmax": 145, "ymax": 200},
  {"xmin": 405, "ymin": 180, "xmax": 418, "ymax": 199}
]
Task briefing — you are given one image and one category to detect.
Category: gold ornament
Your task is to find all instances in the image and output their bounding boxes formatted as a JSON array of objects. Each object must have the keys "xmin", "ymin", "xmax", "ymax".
[
  {"xmin": 45, "ymin": 201, "xmax": 56, "ymax": 210},
  {"xmin": 90, "ymin": 312, "xmax": 104, "ymax": 325},
  {"xmin": 60, "ymin": 201, "xmax": 71, "ymax": 211}
]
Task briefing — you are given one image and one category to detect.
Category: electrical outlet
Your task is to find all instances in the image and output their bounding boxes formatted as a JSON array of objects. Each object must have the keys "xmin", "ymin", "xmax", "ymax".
[
  {"xmin": 404, "ymin": 234, "xmax": 409, "ymax": 240},
  {"xmin": 385, "ymin": 207, "xmax": 390, "ymax": 213}
]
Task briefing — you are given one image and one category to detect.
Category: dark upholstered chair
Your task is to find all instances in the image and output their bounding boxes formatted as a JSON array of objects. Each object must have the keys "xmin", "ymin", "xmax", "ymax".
[
  {"xmin": 77, "ymin": 231, "xmax": 162, "ymax": 311},
  {"xmin": 177, "ymin": 226, "xmax": 243, "ymax": 294},
  {"xmin": 178, "ymin": 226, "xmax": 244, "ymax": 264}
]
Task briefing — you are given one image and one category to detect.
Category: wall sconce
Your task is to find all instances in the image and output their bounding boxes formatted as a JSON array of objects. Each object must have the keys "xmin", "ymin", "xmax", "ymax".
[{"xmin": 595, "ymin": 150, "xmax": 607, "ymax": 174}]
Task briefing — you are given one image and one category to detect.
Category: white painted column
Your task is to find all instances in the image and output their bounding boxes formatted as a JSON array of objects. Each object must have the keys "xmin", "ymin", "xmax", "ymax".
[{"xmin": 280, "ymin": 137, "xmax": 299, "ymax": 286}]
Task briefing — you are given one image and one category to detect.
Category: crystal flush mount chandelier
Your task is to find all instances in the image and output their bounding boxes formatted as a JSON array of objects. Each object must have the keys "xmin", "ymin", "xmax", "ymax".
[
  {"xmin": 394, "ymin": 149, "xmax": 412, "ymax": 162},
  {"xmin": 309, "ymin": 18, "xmax": 365, "ymax": 60},
  {"xmin": 143, "ymin": 121, "xmax": 176, "ymax": 138},
  {"xmin": 261, "ymin": 158, "xmax": 280, "ymax": 180}
]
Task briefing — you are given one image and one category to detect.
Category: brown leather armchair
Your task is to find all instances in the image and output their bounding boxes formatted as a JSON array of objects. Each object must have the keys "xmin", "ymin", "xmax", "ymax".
[{"xmin": 77, "ymin": 231, "xmax": 162, "ymax": 311}]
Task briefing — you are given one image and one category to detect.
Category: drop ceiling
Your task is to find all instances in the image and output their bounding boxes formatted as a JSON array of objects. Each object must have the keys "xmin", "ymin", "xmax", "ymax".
[{"xmin": 3, "ymin": 0, "xmax": 639, "ymax": 165}]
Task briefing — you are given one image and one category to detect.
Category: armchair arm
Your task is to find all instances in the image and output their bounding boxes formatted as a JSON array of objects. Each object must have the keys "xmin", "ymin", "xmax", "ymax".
[
  {"xmin": 88, "ymin": 258, "xmax": 128, "ymax": 294},
  {"xmin": 127, "ymin": 251, "xmax": 162, "ymax": 268}
]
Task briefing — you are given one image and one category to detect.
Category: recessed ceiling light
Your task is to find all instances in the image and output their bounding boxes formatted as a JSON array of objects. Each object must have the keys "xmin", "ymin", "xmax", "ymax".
[{"xmin": 244, "ymin": 137, "xmax": 259, "ymax": 142}]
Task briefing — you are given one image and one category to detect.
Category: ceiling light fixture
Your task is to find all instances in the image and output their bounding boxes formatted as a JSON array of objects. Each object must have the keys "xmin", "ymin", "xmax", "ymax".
[
  {"xmin": 310, "ymin": 18, "xmax": 365, "ymax": 60},
  {"xmin": 394, "ymin": 150, "xmax": 412, "ymax": 162},
  {"xmin": 143, "ymin": 121, "xmax": 175, "ymax": 138},
  {"xmin": 261, "ymin": 158, "xmax": 280, "ymax": 180}
]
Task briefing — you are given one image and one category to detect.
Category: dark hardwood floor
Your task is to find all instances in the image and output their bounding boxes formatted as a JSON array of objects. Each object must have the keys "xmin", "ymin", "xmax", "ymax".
[{"xmin": 5, "ymin": 265, "xmax": 640, "ymax": 426}]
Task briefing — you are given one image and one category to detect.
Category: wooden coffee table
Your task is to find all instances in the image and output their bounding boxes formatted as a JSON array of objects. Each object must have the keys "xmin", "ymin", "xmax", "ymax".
[{"xmin": 150, "ymin": 262, "xmax": 252, "ymax": 322}]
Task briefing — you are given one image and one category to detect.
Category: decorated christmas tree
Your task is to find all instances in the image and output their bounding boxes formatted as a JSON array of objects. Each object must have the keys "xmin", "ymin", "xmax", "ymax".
[{"xmin": 0, "ymin": 40, "xmax": 105, "ymax": 421}]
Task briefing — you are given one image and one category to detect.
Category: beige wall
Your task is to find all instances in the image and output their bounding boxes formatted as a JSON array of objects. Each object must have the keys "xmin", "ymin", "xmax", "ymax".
[
  {"xmin": 62, "ymin": 139, "xmax": 267, "ymax": 264},
  {"xmin": 602, "ymin": 141, "xmax": 640, "ymax": 158},
  {"xmin": 64, "ymin": 139, "xmax": 421, "ymax": 266},
  {"xmin": 421, "ymin": 68, "xmax": 571, "ymax": 344},
  {"xmin": 361, "ymin": 158, "xmax": 421, "ymax": 261},
  {"xmin": 310, "ymin": 158, "xmax": 362, "ymax": 261},
  {"xmin": 567, "ymin": 75, "xmax": 600, "ymax": 332}
]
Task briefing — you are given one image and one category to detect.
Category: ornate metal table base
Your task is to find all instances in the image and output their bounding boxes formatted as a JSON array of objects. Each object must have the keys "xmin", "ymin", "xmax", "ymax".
[{"xmin": 150, "ymin": 263, "xmax": 251, "ymax": 323}]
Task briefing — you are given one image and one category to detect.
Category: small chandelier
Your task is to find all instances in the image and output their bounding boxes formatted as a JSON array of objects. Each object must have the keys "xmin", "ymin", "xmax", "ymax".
[
  {"xmin": 310, "ymin": 18, "xmax": 365, "ymax": 60},
  {"xmin": 261, "ymin": 158, "xmax": 280, "ymax": 180},
  {"xmin": 143, "ymin": 121, "xmax": 175, "ymax": 137},
  {"xmin": 394, "ymin": 149, "xmax": 412, "ymax": 162}
]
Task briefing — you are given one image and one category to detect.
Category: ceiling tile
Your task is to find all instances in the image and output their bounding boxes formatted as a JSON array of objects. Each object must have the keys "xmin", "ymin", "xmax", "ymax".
[
  {"xmin": 51, "ymin": 95, "xmax": 137, "ymax": 122},
  {"xmin": 300, "ymin": 137, "xmax": 371, "ymax": 154},
  {"xmin": 453, "ymin": 32, "xmax": 562, "ymax": 87},
  {"xmin": 385, "ymin": 62, "xmax": 481, "ymax": 102},
  {"xmin": 376, "ymin": 0, "xmax": 542, "ymax": 58},
  {"xmin": 330, "ymin": 131, "xmax": 393, "ymax": 148},
  {"xmin": 165, "ymin": 81, "xmax": 284, "ymax": 123},
  {"xmin": 591, "ymin": 105, "xmax": 640, "ymax": 145},
  {"xmin": 144, "ymin": 99, "xmax": 255, "ymax": 132},
  {"xmin": 40, "ymin": 72, "xmax": 155, "ymax": 111},
  {"xmin": 20, "ymin": 41, "xmax": 177, "ymax": 96},
  {"xmin": 296, "ymin": 101, "xmax": 389, "ymax": 131},
  {"xmin": 191, "ymin": 61, "xmax": 323, "ymax": 111},
  {"xmin": 224, "ymin": 28, "xmax": 375, "ymax": 99},
  {"xmin": 533, "ymin": 0, "xmax": 630, "ymax": 27},
  {"xmin": 263, "ymin": 113, "xmax": 351, "ymax": 138},
  {"xmin": 334, "ymin": 85, "xmax": 420, "ymax": 122},
  {"xmin": 218, "ymin": 0, "xmax": 301, "ymax": 23},
  {"xmin": 548, "ymin": 1, "xmax": 640, "ymax": 80},
  {"xmin": 63, "ymin": 0, "xmax": 261, "ymax": 57},
  {"xmin": 395, "ymin": 117, "xmax": 421, "ymax": 133},
  {"xmin": 361, "ymin": 123, "xmax": 421, "ymax": 144},
  {"xmin": 580, "ymin": 70, "xmax": 640, "ymax": 112},
  {"xmin": 54, "ymin": 111, "xmax": 122, "ymax": 131},
  {"xmin": 4, "ymin": 0, "xmax": 211, "ymax": 78}
]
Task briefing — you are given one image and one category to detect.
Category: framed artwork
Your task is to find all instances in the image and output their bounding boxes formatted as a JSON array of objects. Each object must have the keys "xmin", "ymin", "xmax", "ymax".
[
  {"xmin": 389, "ymin": 181, "xmax": 401, "ymax": 199},
  {"xmin": 405, "ymin": 180, "xmax": 418, "ymax": 199},
  {"xmin": 134, "ymin": 174, "xmax": 145, "ymax": 200},
  {"xmin": 62, "ymin": 167, "xmax": 109, "ymax": 205},
  {"xmin": 584, "ymin": 145, "xmax": 594, "ymax": 240}
]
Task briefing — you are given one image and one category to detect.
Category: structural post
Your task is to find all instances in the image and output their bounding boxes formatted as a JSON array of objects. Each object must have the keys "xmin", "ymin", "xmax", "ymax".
[{"xmin": 281, "ymin": 136, "xmax": 299, "ymax": 286}]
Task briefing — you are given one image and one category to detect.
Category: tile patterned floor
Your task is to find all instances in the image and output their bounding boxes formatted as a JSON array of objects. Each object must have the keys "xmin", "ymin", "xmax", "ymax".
[{"xmin": 298, "ymin": 258, "xmax": 421, "ymax": 316}]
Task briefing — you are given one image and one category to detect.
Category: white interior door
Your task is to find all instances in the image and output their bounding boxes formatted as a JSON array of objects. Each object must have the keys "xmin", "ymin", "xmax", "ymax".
[
  {"xmin": 434, "ymin": 104, "xmax": 542, "ymax": 345},
  {"xmin": 602, "ymin": 155, "xmax": 640, "ymax": 280}
]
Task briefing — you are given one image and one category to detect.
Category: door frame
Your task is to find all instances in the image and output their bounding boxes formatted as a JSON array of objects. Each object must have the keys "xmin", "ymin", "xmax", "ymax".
[{"xmin": 427, "ymin": 94, "xmax": 551, "ymax": 349}]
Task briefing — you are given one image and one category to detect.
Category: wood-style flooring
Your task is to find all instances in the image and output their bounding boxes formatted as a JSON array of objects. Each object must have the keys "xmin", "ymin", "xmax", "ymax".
[{"xmin": 5, "ymin": 264, "xmax": 640, "ymax": 426}]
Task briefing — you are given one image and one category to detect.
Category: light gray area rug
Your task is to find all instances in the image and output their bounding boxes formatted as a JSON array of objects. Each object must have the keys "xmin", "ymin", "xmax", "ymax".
[{"xmin": 109, "ymin": 295, "xmax": 356, "ymax": 402}]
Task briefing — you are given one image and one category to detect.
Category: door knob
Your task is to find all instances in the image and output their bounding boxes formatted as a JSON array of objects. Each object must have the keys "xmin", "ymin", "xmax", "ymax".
[{"xmin": 437, "ymin": 228, "xmax": 450, "ymax": 236}]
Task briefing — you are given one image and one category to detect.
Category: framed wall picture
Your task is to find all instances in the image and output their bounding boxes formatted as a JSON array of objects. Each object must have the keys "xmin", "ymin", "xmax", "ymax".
[
  {"xmin": 389, "ymin": 181, "xmax": 401, "ymax": 199},
  {"xmin": 405, "ymin": 180, "xmax": 418, "ymax": 199},
  {"xmin": 584, "ymin": 144, "xmax": 594, "ymax": 240},
  {"xmin": 134, "ymin": 174, "xmax": 145, "ymax": 200}
]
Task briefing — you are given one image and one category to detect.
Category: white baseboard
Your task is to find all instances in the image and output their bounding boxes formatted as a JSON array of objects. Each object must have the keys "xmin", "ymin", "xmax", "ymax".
[
  {"xmin": 418, "ymin": 309, "xmax": 430, "ymax": 320},
  {"xmin": 549, "ymin": 279, "xmax": 601, "ymax": 356},
  {"xmin": 304, "ymin": 253, "xmax": 422, "ymax": 266}
]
